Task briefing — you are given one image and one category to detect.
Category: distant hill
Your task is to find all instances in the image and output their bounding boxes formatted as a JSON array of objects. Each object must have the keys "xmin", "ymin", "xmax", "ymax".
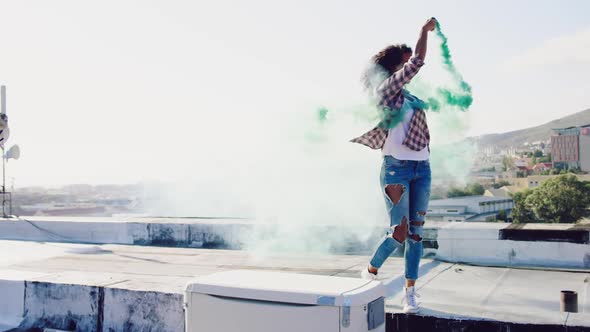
[{"xmin": 471, "ymin": 108, "xmax": 590, "ymax": 148}]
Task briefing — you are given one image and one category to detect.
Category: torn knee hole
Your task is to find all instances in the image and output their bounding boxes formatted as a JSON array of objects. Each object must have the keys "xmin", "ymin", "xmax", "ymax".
[
  {"xmin": 418, "ymin": 211, "xmax": 427, "ymax": 216},
  {"xmin": 409, "ymin": 221, "xmax": 423, "ymax": 242},
  {"xmin": 391, "ymin": 216, "xmax": 408, "ymax": 242},
  {"xmin": 385, "ymin": 184, "xmax": 405, "ymax": 205}
]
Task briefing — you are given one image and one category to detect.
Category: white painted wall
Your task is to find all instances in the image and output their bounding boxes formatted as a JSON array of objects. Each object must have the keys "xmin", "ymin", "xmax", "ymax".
[
  {"xmin": 0, "ymin": 219, "xmax": 131, "ymax": 244},
  {"xmin": 435, "ymin": 223, "xmax": 589, "ymax": 268},
  {"xmin": 0, "ymin": 218, "xmax": 588, "ymax": 269}
]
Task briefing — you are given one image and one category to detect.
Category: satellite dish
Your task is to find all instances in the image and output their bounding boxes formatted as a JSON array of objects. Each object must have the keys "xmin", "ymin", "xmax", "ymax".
[
  {"xmin": 0, "ymin": 113, "xmax": 7, "ymax": 131},
  {"xmin": 5, "ymin": 144, "xmax": 20, "ymax": 160}
]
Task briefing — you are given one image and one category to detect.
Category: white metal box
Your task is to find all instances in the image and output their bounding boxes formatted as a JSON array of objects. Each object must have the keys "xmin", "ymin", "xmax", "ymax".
[{"xmin": 184, "ymin": 270, "xmax": 386, "ymax": 332}]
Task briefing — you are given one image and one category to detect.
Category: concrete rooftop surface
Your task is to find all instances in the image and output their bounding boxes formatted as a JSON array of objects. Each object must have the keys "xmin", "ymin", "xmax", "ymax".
[{"xmin": 0, "ymin": 239, "xmax": 588, "ymax": 331}]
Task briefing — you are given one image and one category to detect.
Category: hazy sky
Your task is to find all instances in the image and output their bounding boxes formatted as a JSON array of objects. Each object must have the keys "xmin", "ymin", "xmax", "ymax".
[{"xmin": 1, "ymin": 0, "xmax": 589, "ymax": 186}]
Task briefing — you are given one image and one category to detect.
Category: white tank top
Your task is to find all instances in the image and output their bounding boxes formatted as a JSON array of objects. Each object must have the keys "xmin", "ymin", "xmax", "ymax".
[{"xmin": 381, "ymin": 99, "xmax": 430, "ymax": 160}]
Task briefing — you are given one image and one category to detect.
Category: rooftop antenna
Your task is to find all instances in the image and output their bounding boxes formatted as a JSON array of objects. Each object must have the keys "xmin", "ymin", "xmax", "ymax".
[
  {"xmin": 1, "ymin": 86, "xmax": 5, "ymax": 115},
  {"xmin": 0, "ymin": 85, "xmax": 11, "ymax": 217}
]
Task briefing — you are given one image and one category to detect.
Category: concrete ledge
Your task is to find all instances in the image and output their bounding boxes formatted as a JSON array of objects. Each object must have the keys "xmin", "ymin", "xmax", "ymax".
[
  {"xmin": 1, "ymin": 217, "xmax": 589, "ymax": 269},
  {"xmin": 4, "ymin": 279, "xmax": 589, "ymax": 332},
  {"xmin": 1, "ymin": 241, "xmax": 589, "ymax": 332},
  {"xmin": 500, "ymin": 224, "xmax": 590, "ymax": 244},
  {"xmin": 3, "ymin": 281, "xmax": 184, "ymax": 332},
  {"xmin": 20, "ymin": 282, "xmax": 99, "ymax": 332},
  {"xmin": 386, "ymin": 313, "xmax": 590, "ymax": 332},
  {"xmin": 0, "ymin": 280, "xmax": 24, "ymax": 329},
  {"xmin": 0, "ymin": 281, "xmax": 590, "ymax": 332},
  {"xmin": 434, "ymin": 222, "xmax": 590, "ymax": 269}
]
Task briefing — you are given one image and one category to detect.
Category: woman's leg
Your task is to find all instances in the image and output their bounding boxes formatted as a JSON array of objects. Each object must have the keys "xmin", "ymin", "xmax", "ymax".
[
  {"xmin": 404, "ymin": 161, "xmax": 431, "ymax": 282},
  {"xmin": 368, "ymin": 158, "xmax": 411, "ymax": 273}
]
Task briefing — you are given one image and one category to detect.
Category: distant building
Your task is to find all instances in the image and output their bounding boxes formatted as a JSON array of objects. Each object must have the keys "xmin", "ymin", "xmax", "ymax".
[
  {"xmin": 496, "ymin": 170, "xmax": 517, "ymax": 181},
  {"xmin": 527, "ymin": 176, "xmax": 543, "ymax": 188},
  {"xmin": 525, "ymin": 174, "xmax": 590, "ymax": 189},
  {"xmin": 523, "ymin": 140, "xmax": 549, "ymax": 153},
  {"xmin": 480, "ymin": 145, "xmax": 499, "ymax": 157},
  {"xmin": 470, "ymin": 171, "xmax": 496, "ymax": 184},
  {"xmin": 515, "ymin": 165, "xmax": 533, "ymax": 176},
  {"xmin": 427, "ymin": 196, "xmax": 514, "ymax": 222},
  {"xmin": 484, "ymin": 186, "xmax": 518, "ymax": 198},
  {"xmin": 551, "ymin": 125, "xmax": 590, "ymax": 172},
  {"xmin": 501, "ymin": 147, "xmax": 518, "ymax": 157},
  {"xmin": 513, "ymin": 158, "xmax": 531, "ymax": 167},
  {"xmin": 19, "ymin": 202, "xmax": 106, "ymax": 216},
  {"xmin": 532, "ymin": 162, "xmax": 553, "ymax": 173}
]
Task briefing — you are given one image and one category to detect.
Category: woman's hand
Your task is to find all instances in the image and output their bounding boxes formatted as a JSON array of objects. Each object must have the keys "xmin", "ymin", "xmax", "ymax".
[
  {"xmin": 422, "ymin": 17, "xmax": 437, "ymax": 32},
  {"xmin": 415, "ymin": 18, "xmax": 437, "ymax": 61}
]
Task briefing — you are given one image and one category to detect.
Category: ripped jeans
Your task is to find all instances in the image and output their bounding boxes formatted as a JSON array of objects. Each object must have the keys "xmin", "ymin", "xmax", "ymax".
[{"xmin": 369, "ymin": 155, "xmax": 431, "ymax": 280}]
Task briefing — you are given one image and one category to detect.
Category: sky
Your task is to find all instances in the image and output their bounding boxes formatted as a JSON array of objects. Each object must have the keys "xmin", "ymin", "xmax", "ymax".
[{"xmin": 0, "ymin": 0, "xmax": 589, "ymax": 186}]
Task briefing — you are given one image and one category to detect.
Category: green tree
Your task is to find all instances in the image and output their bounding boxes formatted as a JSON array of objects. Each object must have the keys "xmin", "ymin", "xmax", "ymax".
[
  {"xmin": 511, "ymin": 189, "xmax": 535, "ymax": 223},
  {"xmin": 502, "ymin": 156, "xmax": 514, "ymax": 171},
  {"xmin": 447, "ymin": 183, "xmax": 486, "ymax": 197},
  {"xmin": 492, "ymin": 180, "xmax": 511, "ymax": 189},
  {"xmin": 533, "ymin": 150, "xmax": 543, "ymax": 158},
  {"xmin": 496, "ymin": 209, "xmax": 507, "ymax": 221},
  {"xmin": 447, "ymin": 188, "xmax": 467, "ymax": 198},
  {"xmin": 479, "ymin": 166, "xmax": 496, "ymax": 172},
  {"xmin": 538, "ymin": 153, "xmax": 551, "ymax": 163},
  {"xmin": 525, "ymin": 175, "xmax": 590, "ymax": 223},
  {"xmin": 466, "ymin": 183, "xmax": 485, "ymax": 195}
]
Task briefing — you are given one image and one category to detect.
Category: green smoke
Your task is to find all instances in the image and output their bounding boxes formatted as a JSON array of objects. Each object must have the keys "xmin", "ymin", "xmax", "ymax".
[
  {"xmin": 436, "ymin": 21, "xmax": 453, "ymax": 68},
  {"xmin": 427, "ymin": 21, "xmax": 473, "ymax": 111},
  {"xmin": 313, "ymin": 22, "xmax": 472, "ymax": 133},
  {"xmin": 438, "ymin": 89, "xmax": 472, "ymax": 109},
  {"xmin": 317, "ymin": 107, "xmax": 329, "ymax": 123},
  {"xmin": 308, "ymin": 22, "xmax": 473, "ymax": 145}
]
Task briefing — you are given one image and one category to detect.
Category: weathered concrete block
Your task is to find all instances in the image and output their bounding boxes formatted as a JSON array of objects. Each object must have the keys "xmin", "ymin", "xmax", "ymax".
[
  {"xmin": 146, "ymin": 223, "xmax": 188, "ymax": 247},
  {"xmin": 127, "ymin": 223, "xmax": 149, "ymax": 245},
  {"xmin": 188, "ymin": 224, "xmax": 232, "ymax": 248},
  {"xmin": 102, "ymin": 288, "xmax": 184, "ymax": 332},
  {"xmin": 19, "ymin": 282, "xmax": 100, "ymax": 332}
]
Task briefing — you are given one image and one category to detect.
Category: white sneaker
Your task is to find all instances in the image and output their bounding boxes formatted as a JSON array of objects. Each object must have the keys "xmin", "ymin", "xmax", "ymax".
[
  {"xmin": 360, "ymin": 266, "xmax": 378, "ymax": 280},
  {"xmin": 402, "ymin": 286, "xmax": 420, "ymax": 314}
]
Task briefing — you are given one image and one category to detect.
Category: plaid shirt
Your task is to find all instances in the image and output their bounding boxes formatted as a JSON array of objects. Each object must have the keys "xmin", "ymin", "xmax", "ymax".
[{"xmin": 350, "ymin": 56, "xmax": 429, "ymax": 151}]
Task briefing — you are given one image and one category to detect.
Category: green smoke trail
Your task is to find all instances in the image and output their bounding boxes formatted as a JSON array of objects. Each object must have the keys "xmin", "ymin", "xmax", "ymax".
[
  {"xmin": 421, "ymin": 22, "xmax": 475, "ymax": 184},
  {"xmin": 308, "ymin": 22, "xmax": 472, "ymax": 139},
  {"xmin": 429, "ymin": 21, "xmax": 473, "ymax": 111},
  {"xmin": 317, "ymin": 107, "xmax": 329, "ymax": 123},
  {"xmin": 436, "ymin": 21, "xmax": 453, "ymax": 68}
]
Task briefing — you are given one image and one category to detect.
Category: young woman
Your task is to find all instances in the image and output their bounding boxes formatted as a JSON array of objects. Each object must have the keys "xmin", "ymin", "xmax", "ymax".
[{"xmin": 351, "ymin": 17, "xmax": 437, "ymax": 314}]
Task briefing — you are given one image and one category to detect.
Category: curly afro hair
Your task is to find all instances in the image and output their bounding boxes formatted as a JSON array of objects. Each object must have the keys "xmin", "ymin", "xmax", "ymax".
[{"xmin": 373, "ymin": 44, "xmax": 412, "ymax": 75}]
